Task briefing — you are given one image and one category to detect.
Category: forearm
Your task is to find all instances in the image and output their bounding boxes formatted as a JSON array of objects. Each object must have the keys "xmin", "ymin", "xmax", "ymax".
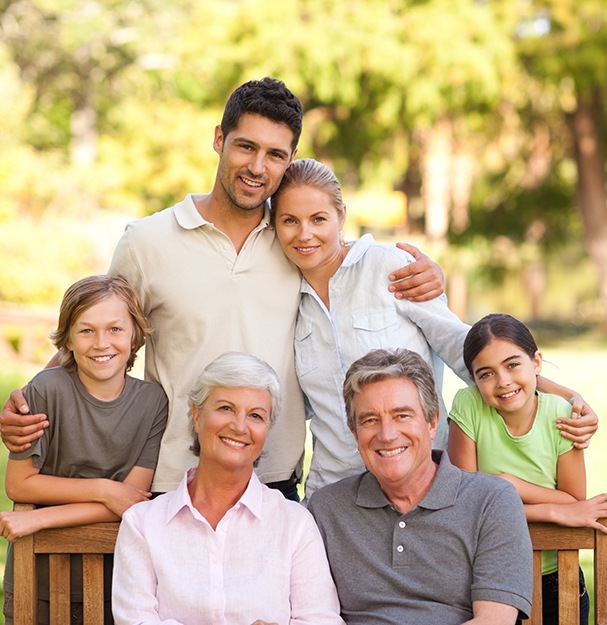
[
  {"xmin": 6, "ymin": 473, "xmax": 112, "ymax": 507},
  {"xmin": 27, "ymin": 502, "xmax": 118, "ymax": 530},
  {"xmin": 499, "ymin": 475, "xmax": 577, "ymax": 504},
  {"xmin": 536, "ymin": 375, "xmax": 574, "ymax": 399},
  {"xmin": 524, "ymin": 502, "xmax": 577, "ymax": 524}
]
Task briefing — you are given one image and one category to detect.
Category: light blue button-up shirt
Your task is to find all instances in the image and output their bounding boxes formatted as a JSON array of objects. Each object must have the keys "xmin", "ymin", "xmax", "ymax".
[{"xmin": 295, "ymin": 234, "xmax": 470, "ymax": 499}]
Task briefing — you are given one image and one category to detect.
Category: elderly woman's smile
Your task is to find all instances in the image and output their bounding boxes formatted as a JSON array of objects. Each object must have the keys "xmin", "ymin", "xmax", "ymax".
[{"xmin": 193, "ymin": 386, "xmax": 272, "ymax": 470}]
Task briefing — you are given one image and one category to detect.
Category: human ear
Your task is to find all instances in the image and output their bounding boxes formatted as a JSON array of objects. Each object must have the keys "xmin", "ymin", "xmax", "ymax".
[
  {"xmin": 212, "ymin": 125, "xmax": 224, "ymax": 155},
  {"xmin": 533, "ymin": 350, "xmax": 543, "ymax": 375}
]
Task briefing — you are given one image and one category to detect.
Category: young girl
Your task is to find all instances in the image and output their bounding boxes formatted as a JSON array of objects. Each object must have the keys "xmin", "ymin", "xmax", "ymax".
[
  {"xmin": 1, "ymin": 275, "xmax": 168, "ymax": 625},
  {"xmin": 448, "ymin": 312, "xmax": 607, "ymax": 625}
]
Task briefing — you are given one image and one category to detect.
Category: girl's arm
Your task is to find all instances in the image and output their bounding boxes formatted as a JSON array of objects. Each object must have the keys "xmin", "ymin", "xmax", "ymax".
[
  {"xmin": 447, "ymin": 421, "xmax": 478, "ymax": 472},
  {"xmin": 0, "ymin": 465, "xmax": 154, "ymax": 541},
  {"xmin": 519, "ymin": 448, "xmax": 607, "ymax": 531},
  {"xmin": 5, "ymin": 458, "xmax": 153, "ymax": 516}
]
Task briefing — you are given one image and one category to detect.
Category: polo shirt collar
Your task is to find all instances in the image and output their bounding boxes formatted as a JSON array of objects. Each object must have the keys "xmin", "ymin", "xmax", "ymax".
[
  {"xmin": 174, "ymin": 194, "xmax": 272, "ymax": 232},
  {"xmin": 355, "ymin": 449, "xmax": 461, "ymax": 511}
]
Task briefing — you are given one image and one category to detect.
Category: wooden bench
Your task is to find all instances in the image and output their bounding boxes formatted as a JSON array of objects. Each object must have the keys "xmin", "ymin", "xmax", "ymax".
[
  {"xmin": 528, "ymin": 519, "xmax": 607, "ymax": 625},
  {"xmin": 11, "ymin": 506, "xmax": 607, "ymax": 624},
  {"xmin": 12, "ymin": 504, "xmax": 120, "ymax": 625}
]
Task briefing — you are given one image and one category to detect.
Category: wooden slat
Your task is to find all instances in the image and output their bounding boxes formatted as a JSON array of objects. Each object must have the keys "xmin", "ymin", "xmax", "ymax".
[
  {"xmin": 528, "ymin": 523, "xmax": 595, "ymax": 551},
  {"xmin": 596, "ymin": 521, "xmax": 607, "ymax": 625},
  {"xmin": 49, "ymin": 553, "xmax": 71, "ymax": 625},
  {"xmin": 529, "ymin": 550, "xmax": 544, "ymax": 625},
  {"xmin": 34, "ymin": 523, "xmax": 119, "ymax": 554},
  {"xmin": 13, "ymin": 530, "xmax": 37, "ymax": 625},
  {"xmin": 83, "ymin": 554, "xmax": 105, "ymax": 625},
  {"xmin": 557, "ymin": 550, "xmax": 580, "ymax": 625}
]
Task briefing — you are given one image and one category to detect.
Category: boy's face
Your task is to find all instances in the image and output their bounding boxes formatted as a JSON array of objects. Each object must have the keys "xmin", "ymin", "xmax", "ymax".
[
  {"xmin": 67, "ymin": 294, "xmax": 134, "ymax": 400},
  {"xmin": 213, "ymin": 112, "xmax": 296, "ymax": 214}
]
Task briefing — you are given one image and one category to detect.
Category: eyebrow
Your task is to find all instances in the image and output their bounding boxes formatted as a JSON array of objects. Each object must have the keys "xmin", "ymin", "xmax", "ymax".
[
  {"xmin": 232, "ymin": 136, "xmax": 291, "ymax": 159},
  {"xmin": 474, "ymin": 353, "xmax": 523, "ymax": 377},
  {"xmin": 355, "ymin": 405, "xmax": 416, "ymax": 421}
]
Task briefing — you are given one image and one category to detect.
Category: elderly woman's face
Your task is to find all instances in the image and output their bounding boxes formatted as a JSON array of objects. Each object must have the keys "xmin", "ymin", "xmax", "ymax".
[{"xmin": 193, "ymin": 386, "xmax": 272, "ymax": 470}]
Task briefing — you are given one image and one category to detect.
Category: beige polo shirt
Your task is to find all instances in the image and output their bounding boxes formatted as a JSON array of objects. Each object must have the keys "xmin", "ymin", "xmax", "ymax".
[{"xmin": 109, "ymin": 194, "xmax": 305, "ymax": 492}]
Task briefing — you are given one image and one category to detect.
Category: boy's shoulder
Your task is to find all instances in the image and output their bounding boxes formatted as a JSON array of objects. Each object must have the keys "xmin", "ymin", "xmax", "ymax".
[{"xmin": 124, "ymin": 374, "xmax": 167, "ymax": 400}]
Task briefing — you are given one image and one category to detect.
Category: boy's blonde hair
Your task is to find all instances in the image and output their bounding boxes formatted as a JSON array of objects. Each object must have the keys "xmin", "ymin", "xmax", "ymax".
[{"xmin": 50, "ymin": 275, "xmax": 150, "ymax": 373}]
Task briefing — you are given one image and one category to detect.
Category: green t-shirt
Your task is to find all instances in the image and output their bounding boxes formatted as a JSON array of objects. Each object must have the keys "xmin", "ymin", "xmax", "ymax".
[{"xmin": 450, "ymin": 386, "xmax": 574, "ymax": 574}]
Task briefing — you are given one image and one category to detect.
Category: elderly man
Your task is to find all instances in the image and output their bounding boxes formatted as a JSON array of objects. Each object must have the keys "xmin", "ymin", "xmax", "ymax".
[{"xmin": 308, "ymin": 348, "xmax": 533, "ymax": 625}]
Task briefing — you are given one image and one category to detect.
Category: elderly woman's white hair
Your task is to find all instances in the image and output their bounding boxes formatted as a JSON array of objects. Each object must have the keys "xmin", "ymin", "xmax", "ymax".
[{"xmin": 188, "ymin": 351, "xmax": 282, "ymax": 457}]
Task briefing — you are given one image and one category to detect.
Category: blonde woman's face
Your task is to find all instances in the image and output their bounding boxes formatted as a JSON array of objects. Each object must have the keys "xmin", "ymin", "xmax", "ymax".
[{"xmin": 274, "ymin": 185, "xmax": 345, "ymax": 276}]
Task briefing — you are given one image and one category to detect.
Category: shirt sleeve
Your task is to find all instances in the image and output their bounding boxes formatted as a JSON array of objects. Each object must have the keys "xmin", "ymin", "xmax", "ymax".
[
  {"xmin": 9, "ymin": 379, "xmax": 49, "ymax": 467},
  {"xmin": 289, "ymin": 511, "xmax": 346, "ymax": 625},
  {"xmin": 112, "ymin": 506, "xmax": 186, "ymax": 625},
  {"xmin": 133, "ymin": 384, "xmax": 168, "ymax": 470},
  {"xmin": 396, "ymin": 293, "xmax": 470, "ymax": 383},
  {"xmin": 470, "ymin": 479, "xmax": 533, "ymax": 619},
  {"xmin": 449, "ymin": 387, "xmax": 481, "ymax": 442},
  {"xmin": 108, "ymin": 226, "xmax": 150, "ymax": 314}
]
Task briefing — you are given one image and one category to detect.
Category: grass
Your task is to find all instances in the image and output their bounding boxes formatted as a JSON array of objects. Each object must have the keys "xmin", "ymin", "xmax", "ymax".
[{"xmin": 1, "ymin": 345, "xmax": 607, "ymax": 623}]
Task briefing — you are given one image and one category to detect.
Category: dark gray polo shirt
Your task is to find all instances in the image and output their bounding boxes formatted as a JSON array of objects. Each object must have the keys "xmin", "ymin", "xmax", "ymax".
[{"xmin": 308, "ymin": 450, "xmax": 533, "ymax": 625}]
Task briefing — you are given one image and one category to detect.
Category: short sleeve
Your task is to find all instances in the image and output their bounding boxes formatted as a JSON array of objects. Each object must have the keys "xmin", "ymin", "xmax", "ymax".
[{"xmin": 449, "ymin": 387, "xmax": 483, "ymax": 443}]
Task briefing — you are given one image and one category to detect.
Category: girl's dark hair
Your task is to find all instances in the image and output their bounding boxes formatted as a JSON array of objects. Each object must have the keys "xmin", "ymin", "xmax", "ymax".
[{"xmin": 463, "ymin": 313, "xmax": 538, "ymax": 375}]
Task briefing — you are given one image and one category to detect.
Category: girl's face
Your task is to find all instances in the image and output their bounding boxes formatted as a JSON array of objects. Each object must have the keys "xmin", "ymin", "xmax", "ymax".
[
  {"xmin": 470, "ymin": 337, "xmax": 542, "ymax": 421},
  {"xmin": 67, "ymin": 294, "xmax": 135, "ymax": 400},
  {"xmin": 273, "ymin": 184, "xmax": 346, "ymax": 277}
]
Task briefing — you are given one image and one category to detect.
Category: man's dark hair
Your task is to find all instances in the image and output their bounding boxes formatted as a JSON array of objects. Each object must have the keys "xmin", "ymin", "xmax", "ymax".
[{"xmin": 220, "ymin": 77, "xmax": 303, "ymax": 150}]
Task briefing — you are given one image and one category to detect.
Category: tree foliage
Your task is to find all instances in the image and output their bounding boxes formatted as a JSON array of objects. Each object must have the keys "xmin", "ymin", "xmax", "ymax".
[{"xmin": 1, "ymin": 0, "xmax": 606, "ymax": 321}]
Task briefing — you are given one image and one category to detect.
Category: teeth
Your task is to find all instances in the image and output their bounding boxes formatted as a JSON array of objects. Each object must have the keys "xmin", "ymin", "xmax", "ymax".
[
  {"xmin": 498, "ymin": 390, "xmax": 519, "ymax": 399},
  {"xmin": 91, "ymin": 355, "xmax": 114, "ymax": 363},
  {"xmin": 296, "ymin": 247, "xmax": 316, "ymax": 252},
  {"xmin": 220, "ymin": 437, "xmax": 246, "ymax": 448},
  {"xmin": 241, "ymin": 177, "xmax": 262, "ymax": 188},
  {"xmin": 377, "ymin": 447, "xmax": 405, "ymax": 457}
]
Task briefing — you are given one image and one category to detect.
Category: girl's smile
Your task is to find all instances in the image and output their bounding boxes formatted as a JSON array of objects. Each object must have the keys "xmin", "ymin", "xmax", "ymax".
[{"xmin": 471, "ymin": 337, "xmax": 543, "ymax": 433}]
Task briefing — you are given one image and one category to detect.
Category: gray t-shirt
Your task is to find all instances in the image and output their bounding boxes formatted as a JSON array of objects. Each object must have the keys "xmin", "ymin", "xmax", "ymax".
[
  {"xmin": 308, "ymin": 450, "xmax": 533, "ymax": 625},
  {"xmin": 4, "ymin": 366, "xmax": 168, "ymax": 600}
]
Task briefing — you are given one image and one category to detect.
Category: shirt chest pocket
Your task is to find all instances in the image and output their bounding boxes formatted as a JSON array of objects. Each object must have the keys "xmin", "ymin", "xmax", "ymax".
[
  {"xmin": 294, "ymin": 320, "xmax": 318, "ymax": 377},
  {"xmin": 352, "ymin": 309, "xmax": 400, "ymax": 351}
]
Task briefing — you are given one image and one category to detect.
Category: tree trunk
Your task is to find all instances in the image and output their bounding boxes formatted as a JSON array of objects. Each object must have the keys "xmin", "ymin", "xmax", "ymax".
[
  {"xmin": 421, "ymin": 119, "xmax": 452, "ymax": 243},
  {"xmin": 569, "ymin": 86, "xmax": 607, "ymax": 326}
]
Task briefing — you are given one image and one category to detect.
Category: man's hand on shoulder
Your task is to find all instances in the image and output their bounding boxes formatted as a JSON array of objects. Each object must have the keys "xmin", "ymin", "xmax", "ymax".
[
  {"xmin": 388, "ymin": 242, "xmax": 444, "ymax": 302},
  {"xmin": 0, "ymin": 388, "xmax": 49, "ymax": 453}
]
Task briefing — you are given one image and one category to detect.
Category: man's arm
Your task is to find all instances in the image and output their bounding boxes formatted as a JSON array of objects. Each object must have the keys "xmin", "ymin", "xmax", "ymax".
[
  {"xmin": 464, "ymin": 601, "xmax": 518, "ymax": 625},
  {"xmin": 1, "ymin": 388, "xmax": 48, "ymax": 452},
  {"xmin": 388, "ymin": 242, "xmax": 444, "ymax": 301},
  {"xmin": 0, "ymin": 353, "xmax": 63, "ymax": 452},
  {"xmin": 536, "ymin": 375, "xmax": 598, "ymax": 448}
]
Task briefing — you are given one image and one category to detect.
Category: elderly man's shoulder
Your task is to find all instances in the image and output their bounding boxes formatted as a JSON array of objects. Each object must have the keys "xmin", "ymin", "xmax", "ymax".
[{"xmin": 307, "ymin": 473, "xmax": 363, "ymax": 515}]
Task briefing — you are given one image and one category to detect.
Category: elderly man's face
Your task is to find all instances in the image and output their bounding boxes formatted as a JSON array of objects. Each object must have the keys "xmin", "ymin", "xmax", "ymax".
[{"xmin": 352, "ymin": 377, "xmax": 437, "ymax": 491}]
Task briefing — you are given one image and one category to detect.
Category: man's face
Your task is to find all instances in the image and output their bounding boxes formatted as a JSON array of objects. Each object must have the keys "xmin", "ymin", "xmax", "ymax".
[
  {"xmin": 214, "ymin": 112, "xmax": 296, "ymax": 213},
  {"xmin": 352, "ymin": 377, "xmax": 437, "ymax": 491}
]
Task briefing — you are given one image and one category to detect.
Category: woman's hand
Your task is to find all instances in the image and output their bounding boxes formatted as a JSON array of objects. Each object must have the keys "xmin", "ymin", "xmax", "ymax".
[
  {"xmin": 556, "ymin": 394, "xmax": 599, "ymax": 449},
  {"xmin": 388, "ymin": 243, "xmax": 444, "ymax": 301}
]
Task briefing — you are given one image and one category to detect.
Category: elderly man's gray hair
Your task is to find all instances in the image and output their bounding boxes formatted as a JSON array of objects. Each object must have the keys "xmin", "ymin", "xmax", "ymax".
[
  {"xmin": 188, "ymin": 351, "xmax": 282, "ymax": 456},
  {"xmin": 343, "ymin": 348, "xmax": 439, "ymax": 431}
]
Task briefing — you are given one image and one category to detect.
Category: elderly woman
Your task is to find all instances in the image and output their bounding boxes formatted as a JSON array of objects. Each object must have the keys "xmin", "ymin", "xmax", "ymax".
[{"xmin": 112, "ymin": 351, "xmax": 344, "ymax": 625}]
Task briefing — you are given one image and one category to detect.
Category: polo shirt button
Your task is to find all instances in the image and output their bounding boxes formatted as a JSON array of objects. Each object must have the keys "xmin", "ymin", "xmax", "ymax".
[
  {"xmin": 397, "ymin": 545, "xmax": 404, "ymax": 553},
  {"xmin": 399, "ymin": 521, "xmax": 406, "ymax": 528}
]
